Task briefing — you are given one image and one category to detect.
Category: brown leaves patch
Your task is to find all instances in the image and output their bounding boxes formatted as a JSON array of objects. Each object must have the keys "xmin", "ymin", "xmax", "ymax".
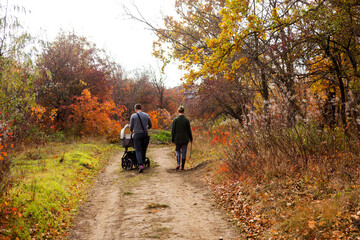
[{"xmin": 208, "ymin": 176, "xmax": 360, "ymax": 239}]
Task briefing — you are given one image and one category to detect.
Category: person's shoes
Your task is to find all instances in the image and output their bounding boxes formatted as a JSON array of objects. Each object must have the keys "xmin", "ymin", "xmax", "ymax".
[
  {"xmin": 138, "ymin": 165, "xmax": 144, "ymax": 173},
  {"xmin": 176, "ymin": 165, "xmax": 180, "ymax": 170},
  {"xmin": 180, "ymin": 169, "xmax": 184, "ymax": 171}
]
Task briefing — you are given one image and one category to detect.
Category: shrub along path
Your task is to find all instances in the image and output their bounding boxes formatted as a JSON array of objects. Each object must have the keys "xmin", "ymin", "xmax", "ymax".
[{"xmin": 67, "ymin": 146, "xmax": 238, "ymax": 239}]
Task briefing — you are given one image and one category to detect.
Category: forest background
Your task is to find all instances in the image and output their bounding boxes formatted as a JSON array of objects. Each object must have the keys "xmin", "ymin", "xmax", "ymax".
[{"xmin": 1, "ymin": 0, "xmax": 360, "ymax": 239}]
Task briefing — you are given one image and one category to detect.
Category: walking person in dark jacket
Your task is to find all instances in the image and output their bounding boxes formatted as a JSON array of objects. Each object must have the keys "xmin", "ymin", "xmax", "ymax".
[
  {"xmin": 171, "ymin": 106, "xmax": 193, "ymax": 171},
  {"xmin": 130, "ymin": 103, "xmax": 152, "ymax": 173}
]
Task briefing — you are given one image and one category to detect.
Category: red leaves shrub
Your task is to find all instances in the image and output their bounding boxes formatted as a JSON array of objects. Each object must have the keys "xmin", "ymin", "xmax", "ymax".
[{"xmin": 69, "ymin": 89, "xmax": 126, "ymax": 141}]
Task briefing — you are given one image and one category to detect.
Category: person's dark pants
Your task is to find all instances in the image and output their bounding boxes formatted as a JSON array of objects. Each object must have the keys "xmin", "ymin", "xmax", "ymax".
[
  {"xmin": 134, "ymin": 133, "xmax": 148, "ymax": 166},
  {"xmin": 175, "ymin": 143, "xmax": 188, "ymax": 170}
]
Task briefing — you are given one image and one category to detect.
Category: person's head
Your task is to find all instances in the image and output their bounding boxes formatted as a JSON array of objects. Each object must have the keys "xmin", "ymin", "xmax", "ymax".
[
  {"xmin": 178, "ymin": 106, "xmax": 185, "ymax": 114},
  {"xmin": 134, "ymin": 103, "xmax": 142, "ymax": 111}
]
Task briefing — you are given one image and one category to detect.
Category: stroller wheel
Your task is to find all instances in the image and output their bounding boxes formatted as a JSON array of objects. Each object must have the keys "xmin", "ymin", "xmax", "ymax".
[
  {"xmin": 121, "ymin": 158, "xmax": 128, "ymax": 170},
  {"xmin": 127, "ymin": 161, "xmax": 133, "ymax": 170},
  {"xmin": 144, "ymin": 157, "xmax": 150, "ymax": 168}
]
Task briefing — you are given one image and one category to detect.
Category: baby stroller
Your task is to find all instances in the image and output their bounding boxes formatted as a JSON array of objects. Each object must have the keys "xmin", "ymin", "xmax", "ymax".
[{"xmin": 120, "ymin": 124, "xmax": 150, "ymax": 170}]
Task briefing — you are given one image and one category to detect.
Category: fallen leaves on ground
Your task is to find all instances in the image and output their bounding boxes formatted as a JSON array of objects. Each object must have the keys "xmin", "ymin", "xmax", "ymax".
[{"xmin": 205, "ymin": 175, "xmax": 360, "ymax": 239}]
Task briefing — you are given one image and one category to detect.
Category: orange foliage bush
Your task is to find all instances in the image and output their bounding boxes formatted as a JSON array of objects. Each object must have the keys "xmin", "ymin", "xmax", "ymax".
[
  {"xmin": 148, "ymin": 108, "xmax": 172, "ymax": 130},
  {"xmin": 28, "ymin": 104, "xmax": 58, "ymax": 131},
  {"xmin": 69, "ymin": 89, "xmax": 127, "ymax": 141}
]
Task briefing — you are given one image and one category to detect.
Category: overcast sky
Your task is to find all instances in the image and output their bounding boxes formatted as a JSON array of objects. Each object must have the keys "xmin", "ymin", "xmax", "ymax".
[{"xmin": 9, "ymin": 0, "xmax": 182, "ymax": 87}]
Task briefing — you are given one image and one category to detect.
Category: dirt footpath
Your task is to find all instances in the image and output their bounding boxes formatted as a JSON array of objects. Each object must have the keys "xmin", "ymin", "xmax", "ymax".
[{"xmin": 67, "ymin": 146, "xmax": 239, "ymax": 240}]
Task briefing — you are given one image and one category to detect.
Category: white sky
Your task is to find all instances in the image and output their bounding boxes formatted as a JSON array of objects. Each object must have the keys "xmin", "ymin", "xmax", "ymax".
[{"xmin": 9, "ymin": 0, "xmax": 183, "ymax": 87}]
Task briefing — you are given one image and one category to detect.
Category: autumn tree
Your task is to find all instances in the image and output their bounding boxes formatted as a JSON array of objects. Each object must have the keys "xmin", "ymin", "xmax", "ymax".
[
  {"xmin": 127, "ymin": 0, "xmax": 303, "ymax": 125},
  {"xmin": 130, "ymin": 0, "xmax": 257, "ymax": 123},
  {"xmin": 120, "ymin": 68, "xmax": 157, "ymax": 117},
  {"xmin": 35, "ymin": 31, "xmax": 113, "ymax": 127},
  {"xmin": 69, "ymin": 89, "xmax": 126, "ymax": 141},
  {"xmin": 107, "ymin": 61, "xmax": 128, "ymax": 108},
  {"xmin": 148, "ymin": 66, "xmax": 166, "ymax": 109},
  {"xmin": 148, "ymin": 0, "xmax": 338, "ymax": 128},
  {"xmin": 177, "ymin": 0, "xmax": 306, "ymax": 125},
  {"xmin": 303, "ymin": 0, "xmax": 360, "ymax": 132},
  {"xmin": 164, "ymin": 86, "xmax": 184, "ymax": 115}
]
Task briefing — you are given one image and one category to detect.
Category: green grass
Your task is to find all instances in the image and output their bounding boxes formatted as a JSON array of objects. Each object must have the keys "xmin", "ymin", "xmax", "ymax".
[
  {"xmin": 0, "ymin": 140, "xmax": 121, "ymax": 239},
  {"xmin": 150, "ymin": 130, "xmax": 172, "ymax": 144}
]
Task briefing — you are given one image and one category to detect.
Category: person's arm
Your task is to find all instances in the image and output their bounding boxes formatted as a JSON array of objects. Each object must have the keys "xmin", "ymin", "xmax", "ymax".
[
  {"xmin": 187, "ymin": 120, "xmax": 193, "ymax": 142},
  {"xmin": 129, "ymin": 115, "xmax": 134, "ymax": 132},
  {"xmin": 171, "ymin": 119, "xmax": 176, "ymax": 143},
  {"xmin": 147, "ymin": 115, "xmax": 152, "ymax": 130}
]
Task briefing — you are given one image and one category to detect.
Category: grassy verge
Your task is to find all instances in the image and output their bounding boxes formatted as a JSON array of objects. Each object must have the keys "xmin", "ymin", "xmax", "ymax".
[{"xmin": 0, "ymin": 139, "xmax": 121, "ymax": 239}]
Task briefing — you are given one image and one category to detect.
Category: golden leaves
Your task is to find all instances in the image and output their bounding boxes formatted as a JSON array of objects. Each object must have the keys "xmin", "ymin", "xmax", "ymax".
[{"xmin": 307, "ymin": 220, "xmax": 316, "ymax": 229}]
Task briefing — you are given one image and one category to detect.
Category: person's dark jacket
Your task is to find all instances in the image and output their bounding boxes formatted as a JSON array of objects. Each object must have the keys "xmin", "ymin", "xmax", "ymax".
[{"xmin": 171, "ymin": 115, "xmax": 193, "ymax": 144}]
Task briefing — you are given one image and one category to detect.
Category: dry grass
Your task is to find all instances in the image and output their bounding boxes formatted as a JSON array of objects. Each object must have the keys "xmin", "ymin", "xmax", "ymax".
[
  {"xmin": 192, "ymin": 119, "xmax": 360, "ymax": 238},
  {"xmin": 146, "ymin": 203, "xmax": 169, "ymax": 209}
]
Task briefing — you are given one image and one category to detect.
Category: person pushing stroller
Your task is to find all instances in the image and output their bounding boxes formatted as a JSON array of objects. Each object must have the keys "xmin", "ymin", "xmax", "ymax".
[
  {"xmin": 171, "ymin": 106, "xmax": 193, "ymax": 171},
  {"xmin": 130, "ymin": 103, "xmax": 152, "ymax": 173}
]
